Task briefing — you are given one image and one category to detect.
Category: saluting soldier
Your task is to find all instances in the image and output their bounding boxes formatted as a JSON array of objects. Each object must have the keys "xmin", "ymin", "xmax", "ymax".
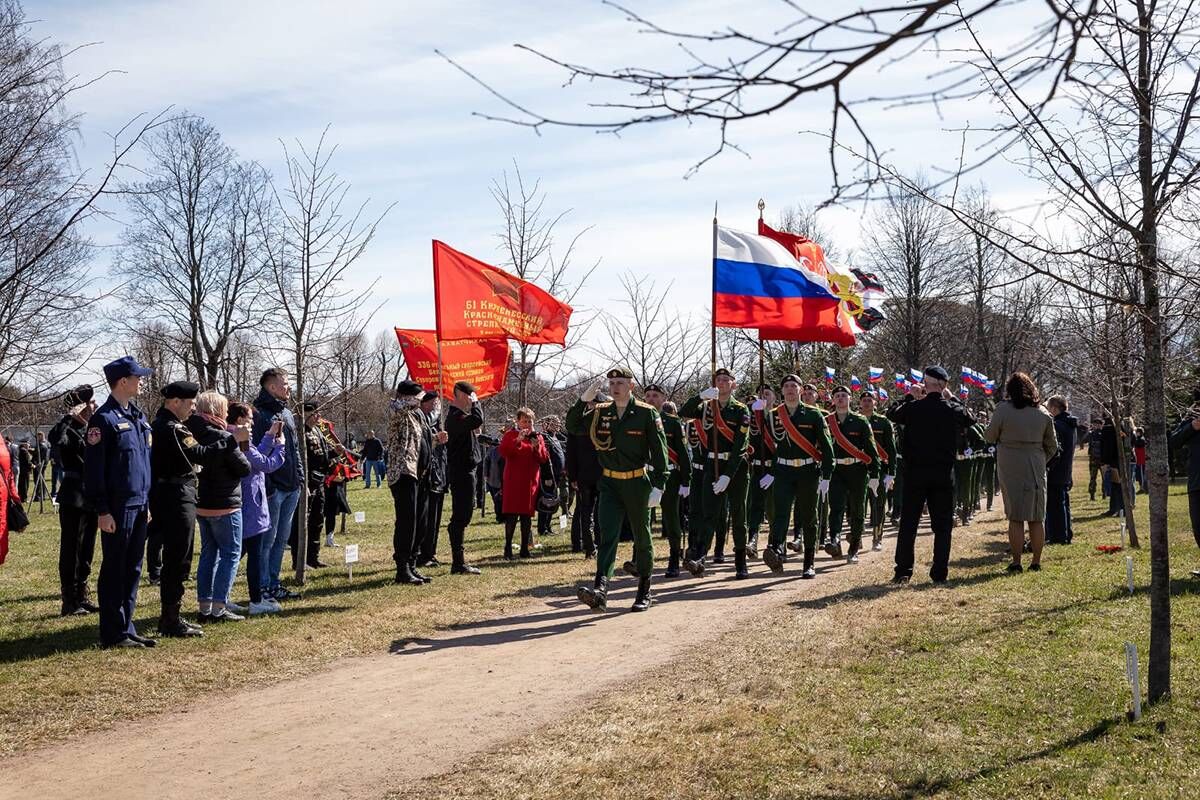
[
  {"xmin": 760, "ymin": 375, "xmax": 834, "ymax": 578},
  {"xmin": 824, "ymin": 385, "xmax": 880, "ymax": 564},
  {"xmin": 859, "ymin": 391, "xmax": 896, "ymax": 551},
  {"xmin": 49, "ymin": 386, "xmax": 99, "ymax": 616},
  {"xmin": 643, "ymin": 385, "xmax": 690, "ymax": 578},
  {"xmin": 678, "ymin": 368, "xmax": 752, "ymax": 579},
  {"xmin": 746, "ymin": 384, "xmax": 776, "ymax": 558},
  {"xmin": 84, "ymin": 356, "xmax": 155, "ymax": 649},
  {"xmin": 150, "ymin": 380, "xmax": 248, "ymax": 637},
  {"xmin": 566, "ymin": 368, "xmax": 668, "ymax": 612}
]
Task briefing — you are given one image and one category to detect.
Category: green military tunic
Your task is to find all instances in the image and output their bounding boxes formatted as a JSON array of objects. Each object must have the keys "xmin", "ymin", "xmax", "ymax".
[
  {"xmin": 956, "ymin": 422, "xmax": 987, "ymax": 523},
  {"xmin": 566, "ymin": 397, "xmax": 668, "ymax": 580},
  {"xmin": 825, "ymin": 410, "xmax": 880, "ymax": 556},
  {"xmin": 678, "ymin": 394, "xmax": 751, "ymax": 562},
  {"xmin": 763, "ymin": 402, "xmax": 834, "ymax": 568},
  {"xmin": 866, "ymin": 412, "xmax": 897, "ymax": 545},
  {"xmin": 660, "ymin": 411, "xmax": 691, "ymax": 562},
  {"xmin": 746, "ymin": 405, "xmax": 775, "ymax": 549}
]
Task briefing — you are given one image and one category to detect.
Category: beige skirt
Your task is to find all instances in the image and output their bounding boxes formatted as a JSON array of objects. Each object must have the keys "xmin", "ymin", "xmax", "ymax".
[{"xmin": 995, "ymin": 445, "xmax": 1048, "ymax": 522}]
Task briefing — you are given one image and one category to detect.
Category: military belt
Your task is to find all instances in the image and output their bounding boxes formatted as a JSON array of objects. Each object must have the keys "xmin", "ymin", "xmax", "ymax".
[
  {"xmin": 834, "ymin": 457, "xmax": 860, "ymax": 466},
  {"xmin": 751, "ymin": 459, "xmax": 765, "ymax": 466},
  {"xmin": 705, "ymin": 452, "xmax": 731, "ymax": 461},
  {"xmin": 692, "ymin": 463, "xmax": 703, "ymax": 471},
  {"xmin": 602, "ymin": 468, "xmax": 645, "ymax": 480},
  {"xmin": 776, "ymin": 457, "xmax": 815, "ymax": 467}
]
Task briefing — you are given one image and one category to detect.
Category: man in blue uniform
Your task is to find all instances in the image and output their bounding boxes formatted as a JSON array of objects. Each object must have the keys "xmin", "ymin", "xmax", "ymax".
[{"xmin": 84, "ymin": 356, "xmax": 155, "ymax": 649}]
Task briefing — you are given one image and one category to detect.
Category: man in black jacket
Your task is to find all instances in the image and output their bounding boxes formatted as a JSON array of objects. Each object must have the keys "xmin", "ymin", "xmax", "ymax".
[
  {"xmin": 1170, "ymin": 386, "xmax": 1200, "ymax": 577},
  {"xmin": 885, "ymin": 366, "xmax": 976, "ymax": 583},
  {"xmin": 444, "ymin": 381, "xmax": 483, "ymax": 574},
  {"xmin": 290, "ymin": 402, "xmax": 334, "ymax": 570},
  {"xmin": 566, "ymin": 396, "xmax": 605, "ymax": 558},
  {"xmin": 360, "ymin": 430, "xmax": 384, "ymax": 488},
  {"xmin": 416, "ymin": 391, "xmax": 449, "ymax": 568},
  {"xmin": 1045, "ymin": 395, "xmax": 1079, "ymax": 545},
  {"xmin": 49, "ymin": 386, "xmax": 99, "ymax": 617}
]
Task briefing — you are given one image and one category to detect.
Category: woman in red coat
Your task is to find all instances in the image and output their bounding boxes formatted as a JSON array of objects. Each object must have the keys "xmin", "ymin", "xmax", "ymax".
[
  {"xmin": 499, "ymin": 408, "xmax": 549, "ymax": 559},
  {"xmin": 0, "ymin": 432, "xmax": 15, "ymax": 565}
]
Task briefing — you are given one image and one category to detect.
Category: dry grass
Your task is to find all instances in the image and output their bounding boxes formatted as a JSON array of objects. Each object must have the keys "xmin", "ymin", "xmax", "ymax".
[
  {"xmin": 408, "ymin": 465, "xmax": 1200, "ymax": 800},
  {"xmin": 0, "ymin": 483, "xmax": 622, "ymax": 755}
]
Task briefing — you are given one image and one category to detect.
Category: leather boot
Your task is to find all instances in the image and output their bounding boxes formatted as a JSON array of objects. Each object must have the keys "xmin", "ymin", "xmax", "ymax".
[
  {"xmin": 623, "ymin": 559, "xmax": 639, "ymax": 577},
  {"xmin": 450, "ymin": 550, "xmax": 481, "ymax": 575},
  {"xmin": 577, "ymin": 575, "xmax": 608, "ymax": 610},
  {"xmin": 504, "ymin": 527, "xmax": 515, "ymax": 560},
  {"xmin": 734, "ymin": 547, "xmax": 749, "ymax": 579},
  {"xmin": 76, "ymin": 583, "xmax": 99, "ymax": 613},
  {"xmin": 684, "ymin": 552, "xmax": 706, "ymax": 578},
  {"xmin": 60, "ymin": 589, "xmax": 85, "ymax": 617},
  {"xmin": 631, "ymin": 574, "xmax": 652, "ymax": 612},
  {"xmin": 664, "ymin": 548, "xmax": 680, "ymax": 578},
  {"xmin": 394, "ymin": 564, "xmax": 424, "ymax": 585},
  {"xmin": 519, "ymin": 525, "xmax": 533, "ymax": 558},
  {"xmin": 158, "ymin": 603, "xmax": 202, "ymax": 637},
  {"xmin": 802, "ymin": 548, "xmax": 816, "ymax": 579},
  {"xmin": 409, "ymin": 559, "xmax": 432, "ymax": 583},
  {"xmin": 762, "ymin": 544, "xmax": 784, "ymax": 574}
]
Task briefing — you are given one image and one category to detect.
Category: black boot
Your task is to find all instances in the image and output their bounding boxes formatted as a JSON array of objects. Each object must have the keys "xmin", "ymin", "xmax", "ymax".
[
  {"xmin": 409, "ymin": 560, "xmax": 432, "ymax": 583},
  {"xmin": 623, "ymin": 559, "xmax": 639, "ymax": 577},
  {"xmin": 684, "ymin": 551, "xmax": 706, "ymax": 578},
  {"xmin": 664, "ymin": 548, "xmax": 680, "ymax": 578},
  {"xmin": 762, "ymin": 545, "xmax": 784, "ymax": 574},
  {"xmin": 450, "ymin": 550, "xmax": 481, "ymax": 575},
  {"xmin": 519, "ymin": 525, "xmax": 533, "ymax": 558},
  {"xmin": 158, "ymin": 603, "xmax": 203, "ymax": 637},
  {"xmin": 631, "ymin": 574, "xmax": 652, "ymax": 612},
  {"xmin": 60, "ymin": 590, "xmax": 86, "ymax": 617},
  {"xmin": 577, "ymin": 575, "xmax": 608, "ymax": 610},
  {"xmin": 802, "ymin": 548, "xmax": 816, "ymax": 579},
  {"xmin": 394, "ymin": 564, "xmax": 424, "ymax": 585},
  {"xmin": 504, "ymin": 526, "xmax": 515, "ymax": 560},
  {"xmin": 76, "ymin": 583, "xmax": 99, "ymax": 613},
  {"xmin": 734, "ymin": 548, "xmax": 749, "ymax": 579}
]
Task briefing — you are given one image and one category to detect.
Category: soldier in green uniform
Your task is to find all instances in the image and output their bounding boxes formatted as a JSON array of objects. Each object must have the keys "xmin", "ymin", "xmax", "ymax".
[
  {"xmin": 859, "ymin": 391, "xmax": 896, "ymax": 551},
  {"xmin": 789, "ymin": 382, "xmax": 822, "ymax": 554},
  {"xmin": 643, "ymin": 385, "xmax": 691, "ymax": 577},
  {"xmin": 685, "ymin": 417, "xmax": 703, "ymax": 560},
  {"xmin": 760, "ymin": 374, "xmax": 834, "ymax": 578},
  {"xmin": 979, "ymin": 411, "xmax": 996, "ymax": 511},
  {"xmin": 824, "ymin": 385, "xmax": 880, "ymax": 563},
  {"xmin": 955, "ymin": 415, "xmax": 985, "ymax": 525},
  {"xmin": 746, "ymin": 384, "xmax": 777, "ymax": 558},
  {"xmin": 679, "ymin": 368, "xmax": 752, "ymax": 579},
  {"xmin": 566, "ymin": 368, "xmax": 668, "ymax": 612}
]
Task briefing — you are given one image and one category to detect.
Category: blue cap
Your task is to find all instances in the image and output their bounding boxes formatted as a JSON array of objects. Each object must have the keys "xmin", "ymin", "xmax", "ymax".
[{"xmin": 102, "ymin": 356, "xmax": 154, "ymax": 384}]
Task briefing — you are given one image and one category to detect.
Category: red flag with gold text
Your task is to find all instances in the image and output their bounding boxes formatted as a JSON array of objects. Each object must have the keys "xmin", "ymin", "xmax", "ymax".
[
  {"xmin": 432, "ymin": 240, "xmax": 572, "ymax": 345},
  {"xmin": 394, "ymin": 328, "xmax": 510, "ymax": 399}
]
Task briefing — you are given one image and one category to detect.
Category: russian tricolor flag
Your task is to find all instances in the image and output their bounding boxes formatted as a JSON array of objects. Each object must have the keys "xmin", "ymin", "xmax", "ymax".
[
  {"xmin": 825, "ymin": 366, "xmax": 836, "ymax": 383},
  {"xmin": 851, "ymin": 375, "xmax": 862, "ymax": 391},
  {"xmin": 894, "ymin": 373, "xmax": 905, "ymax": 389},
  {"xmin": 984, "ymin": 379, "xmax": 995, "ymax": 396},
  {"xmin": 879, "ymin": 387, "xmax": 890, "ymax": 401},
  {"xmin": 714, "ymin": 226, "xmax": 846, "ymax": 339},
  {"xmin": 910, "ymin": 368, "xmax": 924, "ymax": 382},
  {"xmin": 868, "ymin": 366, "xmax": 883, "ymax": 383}
]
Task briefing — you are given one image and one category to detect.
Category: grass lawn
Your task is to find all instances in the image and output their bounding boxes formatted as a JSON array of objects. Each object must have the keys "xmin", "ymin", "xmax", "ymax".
[
  {"xmin": 0, "ymin": 481, "xmax": 609, "ymax": 756},
  {"xmin": 411, "ymin": 465, "xmax": 1200, "ymax": 800}
]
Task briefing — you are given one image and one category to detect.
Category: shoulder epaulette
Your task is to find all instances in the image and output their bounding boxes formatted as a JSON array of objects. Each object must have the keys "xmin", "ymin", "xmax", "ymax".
[{"xmin": 594, "ymin": 400, "xmax": 614, "ymax": 410}]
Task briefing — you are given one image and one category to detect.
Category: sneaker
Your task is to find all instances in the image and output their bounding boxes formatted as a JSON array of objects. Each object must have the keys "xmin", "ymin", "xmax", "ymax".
[
  {"xmin": 209, "ymin": 607, "xmax": 245, "ymax": 622},
  {"xmin": 248, "ymin": 600, "xmax": 281, "ymax": 616},
  {"xmin": 847, "ymin": 553, "xmax": 859, "ymax": 564},
  {"xmin": 272, "ymin": 587, "xmax": 302, "ymax": 601},
  {"xmin": 224, "ymin": 601, "xmax": 247, "ymax": 614}
]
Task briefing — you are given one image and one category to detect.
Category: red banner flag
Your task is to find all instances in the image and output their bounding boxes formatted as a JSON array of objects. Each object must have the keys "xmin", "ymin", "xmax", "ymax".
[
  {"xmin": 432, "ymin": 240, "xmax": 572, "ymax": 345},
  {"xmin": 394, "ymin": 328, "xmax": 510, "ymax": 399}
]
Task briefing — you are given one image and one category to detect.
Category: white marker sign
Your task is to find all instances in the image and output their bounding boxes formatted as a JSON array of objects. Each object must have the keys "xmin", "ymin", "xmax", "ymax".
[
  {"xmin": 354, "ymin": 511, "xmax": 366, "ymax": 523},
  {"xmin": 344, "ymin": 543, "xmax": 360, "ymax": 579}
]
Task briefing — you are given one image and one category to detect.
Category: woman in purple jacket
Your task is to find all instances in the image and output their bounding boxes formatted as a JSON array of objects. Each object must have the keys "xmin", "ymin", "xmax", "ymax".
[{"xmin": 229, "ymin": 401, "xmax": 286, "ymax": 615}]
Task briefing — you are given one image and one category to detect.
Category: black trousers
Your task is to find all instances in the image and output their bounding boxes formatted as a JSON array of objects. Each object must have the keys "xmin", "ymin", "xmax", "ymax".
[
  {"xmin": 289, "ymin": 485, "xmax": 325, "ymax": 566},
  {"xmin": 895, "ymin": 467, "xmax": 956, "ymax": 581},
  {"xmin": 390, "ymin": 475, "xmax": 419, "ymax": 566},
  {"xmin": 57, "ymin": 503, "xmax": 98, "ymax": 609},
  {"xmin": 571, "ymin": 481, "xmax": 598, "ymax": 552},
  {"xmin": 1045, "ymin": 483, "xmax": 1072, "ymax": 544},
  {"xmin": 447, "ymin": 472, "xmax": 476, "ymax": 563},
  {"xmin": 1189, "ymin": 489, "xmax": 1200, "ymax": 550},
  {"xmin": 150, "ymin": 483, "xmax": 198, "ymax": 608},
  {"xmin": 417, "ymin": 488, "xmax": 445, "ymax": 562}
]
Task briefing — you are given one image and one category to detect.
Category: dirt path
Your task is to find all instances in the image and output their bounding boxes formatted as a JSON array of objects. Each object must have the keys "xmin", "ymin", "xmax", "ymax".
[{"xmin": 3, "ymin": 516, "xmax": 1002, "ymax": 800}]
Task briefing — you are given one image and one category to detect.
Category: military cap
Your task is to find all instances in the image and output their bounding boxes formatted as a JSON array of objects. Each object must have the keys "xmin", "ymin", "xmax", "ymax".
[
  {"xmin": 643, "ymin": 383, "xmax": 665, "ymax": 394},
  {"xmin": 102, "ymin": 355, "xmax": 153, "ymax": 384},
  {"xmin": 801, "ymin": 382, "xmax": 818, "ymax": 392},
  {"xmin": 714, "ymin": 367, "xmax": 734, "ymax": 379},
  {"xmin": 755, "ymin": 383, "xmax": 771, "ymax": 393},
  {"xmin": 161, "ymin": 380, "xmax": 201, "ymax": 400},
  {"xmin": 396, "ymin": 379, "xmax": 423, "ymax": 397},
  {"xmin": 301, "ymin": 400, "xmax": 320, "ymax": 412},
  {"xmin": 830, "ymin": 384, "xmax": 851, "ymax": 396},
  {"xmin": 859, "ymin": 390, "xmax": 875, "ymax": 400},
  {"xmin": 607, "ymin": 367, "xmax": 634, "ymax": 380},
  {"xmin": 924, "ymin": 365, "xmax": 950, "ymax": 382},
  {"xmin": 64, "ymin": 384, "xmax": 94, "ymax": 406},
  {"xmin": 421, "ymin": 390, "xmax": 439, "ymax": 402},
  {"xmin": 780, "ymin": 374, "xmax": 802, "ymax": 388}
]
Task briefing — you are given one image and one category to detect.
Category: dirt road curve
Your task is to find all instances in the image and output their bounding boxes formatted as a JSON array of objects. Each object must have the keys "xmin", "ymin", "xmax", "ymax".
[{"xmin": 3, "ymin": 521, "xmax": 993, "ymax": 800}]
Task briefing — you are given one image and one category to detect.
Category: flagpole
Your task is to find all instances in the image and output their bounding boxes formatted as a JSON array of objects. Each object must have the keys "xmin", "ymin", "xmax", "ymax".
[
  {"xmin": 711, "ymin": 202, "xmax": 718, "ymax": 385},
  {"xmin": 755, "ymin": 198, "xmax": 766, "ymax": 392},
  {"xmin": 432, "ymin": 239, "xmax": 446, "ymax": 424}
]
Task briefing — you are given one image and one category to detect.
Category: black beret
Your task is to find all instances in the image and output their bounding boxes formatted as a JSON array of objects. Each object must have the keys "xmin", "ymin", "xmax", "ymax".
[
  {"xmin": 643, "ymin": 383, "xmax": 665, "ymax": 394},
  {"xmin": 421, "ymin": 390, "xmax": 439, "ymax": 402},
  {"xmin": 160, "ymin": 380, "xmax": 200, "ymax": 400},
  {"xmin": 780, "ymin": 374, "xmax": 802, "ymax": 388},
  {"xmin": 65, "ymin": 384, "xmax": 95, "ymax": 406},
  {"xmin": 302, "ymin": 400, "xmax": 319, "ymax": 412},
  {"xmin": 924, "ymin": 365, "xmax": 950, "ymax": 382},
  {"xmin": 396, "ymin": 379, "xmax": 423, "ymax": 397},
  {"xmin": 831, "ymin": 384, "xmax": 851, "ymax": 396},
  {"xmin": 607, "ymin": 367, "xmax": 634, "ymax": 380},
  {"xmin": 714, "ymin": 367, "xmax": 733, "ymax": 379}
]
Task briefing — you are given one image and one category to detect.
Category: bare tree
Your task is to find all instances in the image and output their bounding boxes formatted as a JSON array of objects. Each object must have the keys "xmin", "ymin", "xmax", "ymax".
[
  {"xmin": 372, "ymin": 329, "xmax": 406, "ymax": 392},
  {"xmin": 258, "ymin": 128, "xmax": 390, "ymax": 583},
  {"xmin": 491, "ymin": 162, "xmax": 595, "ymax": 406}
]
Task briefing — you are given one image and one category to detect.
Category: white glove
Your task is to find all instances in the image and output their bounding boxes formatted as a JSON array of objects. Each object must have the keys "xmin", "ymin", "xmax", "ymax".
[
  {"xmin": 759, "ymin": 474, "xmax": 774, "ymax": 490},
  {"xmin": 818, "ymin": 479, "xmax": 830, "ymax": 497},
  {"xmin": 883, "ymin": 474, "xmax": 894, "ymax": 491},
  {"xmin": 868, "ymin": 478, "xmax": 880, "ymax": 495},
  {"xmin": 646, "ymin": 463, "xmax": 654, "ymax": 472},
  {"xmin": 988, "ymin": 447, "xmax": 996, "ymax": 455},
  {"xmin": 699, "ymin": 387, "xmax": 720, "ymax": 401},
  {"xmin": 679, "ymin": 485, "xmax": 690, "ymax": 498},
  {"xmin": 752, "ymin": 398, "xmax": 766, "ymax": 411},
  {"xmin": 712, "ymin": 474, "xmax": 731, "ymax": 494},
  {"xmin": 581, "ymin": 379, "xmax": 603, "ymax": 402},
  {"xmin": 647, "ymin": 488, "xmax": 663, "ymax": 508},
  {"xmin": 468, "ymin": 392, "xmax": 478, "ymax": 403},
  {"xmin": 964, "ymin": 447, "xmax": 973, "ymax": 457}
]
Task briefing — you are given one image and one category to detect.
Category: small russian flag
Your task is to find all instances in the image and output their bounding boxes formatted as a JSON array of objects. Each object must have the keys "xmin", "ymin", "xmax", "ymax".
[
  {"xmin": 984, "ymin": 379, "xmax": 995, "ymax": 396},
  {"xmin": 825, "ymin": 366, "xmax": 836, "ymax": 383},
  {"xmin": 910, "ymin": 368, "xmax": 924, "ymax": 382},
  {"xmin": 879, "ymin": 387, "xmax": 889, "ymax": 401},
  {"xmin": 868, "ymin": 366, "xmax": 883, "ymax": 384},
  {"xmin": 959, "ymin": 385, "xmax": 970, "ymax": 399},
  {"xmin": 851, "ymin": 375, "xmax": 862, "ymax": 391},
  {"xmin": 894, "ymin": 373, "xmax": 905, "ymax": 389}
]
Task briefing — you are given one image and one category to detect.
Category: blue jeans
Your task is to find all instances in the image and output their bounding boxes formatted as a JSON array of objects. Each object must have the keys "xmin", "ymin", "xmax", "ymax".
[
  {"xmin": 363, "ymin": 459, "xmax": 384, "ymax": 487},
  {"xmin": 196, "ymin": 512, "xmax": 243, "ymax": 604},
  {"xmin": 265, "ymin": 487, "xmax": 301, "ymax": 591}
]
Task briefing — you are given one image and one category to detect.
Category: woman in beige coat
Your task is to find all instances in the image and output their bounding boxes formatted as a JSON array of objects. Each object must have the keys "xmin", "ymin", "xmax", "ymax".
[{"xmin": 984, "ymin": 372, "xmax": 1060, "ymax": 573}]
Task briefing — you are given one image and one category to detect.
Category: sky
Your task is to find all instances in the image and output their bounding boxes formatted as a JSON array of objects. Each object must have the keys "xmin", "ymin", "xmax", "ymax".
[{"xmin": 34, "ymin": 0, "xmax": 1044, "ymax": 377}]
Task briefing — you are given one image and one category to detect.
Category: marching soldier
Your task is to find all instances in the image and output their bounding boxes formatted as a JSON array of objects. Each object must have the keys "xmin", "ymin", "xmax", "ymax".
[
  {"xmin": 566, "ymin": 368, "xmax": 668, "ymax": 612},
  {"xmin": 979, "ymin": 411, "xmax": 997, "ymax": 511},
  {"xmin": 859, "ymin": 391, "xmax": 896, "ymax": 551},
  {"xmin": 643, "ymin": 386, "xmax": 690, "ymax": 578},
  {"xmin": 686, "ymin": 417, "xmax": 704, "ymax": 563},
  {"xmin": 746, "ymin": 384, "xmax": 776, "ymax": 557},
  {"xmin": 760, "ymin": 375, "xmax": 834, "ymax": 578},
  {"xmin": 49, "ymin": 386, "xmax": 99, "ymax": 616},
  {"xmin": 150, "ymin": 380, "xmax": 248, "ymax": 637},
  {"xmin": 84, "ymin": 356, "xmax": 155, "ymax": 649},
  {"xmin": 679, "ymin": 368, "xmax": 752, "ymax": 579},
  {"xmin": 824, "ymin": 385, "xmax": 880, "ymax": 563}
]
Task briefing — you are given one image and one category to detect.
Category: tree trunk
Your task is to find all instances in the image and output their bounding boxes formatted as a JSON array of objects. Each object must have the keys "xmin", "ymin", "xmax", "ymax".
[{"xmin": 294, "ymin": 344, "xmax": 309, "ymax": 586}]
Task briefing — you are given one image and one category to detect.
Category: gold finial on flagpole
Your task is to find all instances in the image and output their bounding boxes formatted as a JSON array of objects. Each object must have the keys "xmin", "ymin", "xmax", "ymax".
[{"xmin": 757, "ymin": 198, "xmax": 765, "ymax": 220}]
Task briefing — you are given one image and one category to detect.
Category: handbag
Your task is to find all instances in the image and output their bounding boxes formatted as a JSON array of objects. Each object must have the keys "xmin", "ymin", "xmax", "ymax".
[{"xmin": 7, "ymin": 496, "xmax": 29, "ymax": 533}]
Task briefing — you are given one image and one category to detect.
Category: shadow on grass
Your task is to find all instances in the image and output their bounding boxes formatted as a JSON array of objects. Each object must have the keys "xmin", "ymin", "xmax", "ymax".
[
  {"xmin": 1106, "ymin": 574, "xmax": 1200, "ymax": 601},
  {"xmin": 893, "ymin": 716, "xmax": 1122, "ymax": 798}
]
